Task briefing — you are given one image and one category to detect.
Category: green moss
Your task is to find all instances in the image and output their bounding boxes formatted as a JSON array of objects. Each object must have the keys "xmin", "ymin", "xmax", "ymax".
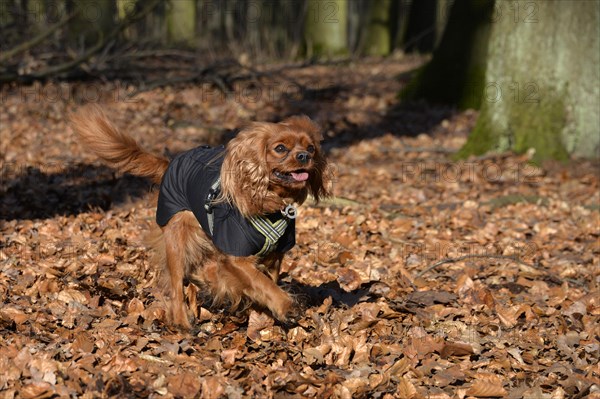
[
  {"xmin": 485, "ymin": 194, "xmax": 549, "ymax": 210},
  {"xmin": 509, "ymin": 95, "xmax": 569, "ymax": 164},
  {"xmin": 457, "ymin": 86, "xmax": 570, "ymax": 163},
  {"xmin": 457, "ymin": 64, "xmax": 487, "ymax": 110},
  {"xmin": 454, "ymin": 102, "xmax": 498, "ymax": 160}
]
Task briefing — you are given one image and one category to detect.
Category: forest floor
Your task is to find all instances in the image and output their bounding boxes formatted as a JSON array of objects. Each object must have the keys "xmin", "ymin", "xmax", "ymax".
[{"xmin": 0, "ymin": 57, "xmax": 599, "ymax": 399}]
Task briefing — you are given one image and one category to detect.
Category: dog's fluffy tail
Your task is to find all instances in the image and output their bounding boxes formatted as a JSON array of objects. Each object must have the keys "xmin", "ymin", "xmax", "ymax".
[{"xmin": 70, "ymin": 105, "xmax": 169, "ymax": 184}]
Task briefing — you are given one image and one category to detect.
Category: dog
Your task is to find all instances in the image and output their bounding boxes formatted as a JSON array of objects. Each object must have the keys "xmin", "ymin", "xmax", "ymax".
[{"xmin": 70, "ymin": 105, "xmax": 329, "ymax": 329}]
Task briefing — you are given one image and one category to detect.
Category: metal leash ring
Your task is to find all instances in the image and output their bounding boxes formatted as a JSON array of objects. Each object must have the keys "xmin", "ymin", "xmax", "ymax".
[{"xmin": 281, "ymin": 204, "xmax": 297, "ymax": 219}]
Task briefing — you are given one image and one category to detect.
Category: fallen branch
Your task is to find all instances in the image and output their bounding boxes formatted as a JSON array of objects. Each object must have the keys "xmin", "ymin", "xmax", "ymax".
[
  {"xmin": 125, "ymin": 60, "xmax": 241, "ymax": 98},
  {"xmin": 382, "ymin": 145, "xmax": 457, "ymax": 154},
  {"xmin": 28, "ymin": 34, "xmax": 110, "ymax": 80},
  {"xmin": 416, "ymin": 254, "xmax": 539, "ymax": 278},
  {"xmin": 0, "ymin": 12, "xmax": 77, "ymax": 64},
  {"xmin": 0, "ymin": 0, "xmax": 161, "ymax": 83},
  {"xmin": 312, "ymin": 196, "xmax": 363, "ymax": 208}
]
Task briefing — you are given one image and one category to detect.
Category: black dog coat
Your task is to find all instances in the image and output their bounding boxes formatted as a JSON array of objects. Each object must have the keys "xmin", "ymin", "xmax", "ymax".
[{"xmin": 156, "ymin": 145, "xmax": 295, "ymax": 257}]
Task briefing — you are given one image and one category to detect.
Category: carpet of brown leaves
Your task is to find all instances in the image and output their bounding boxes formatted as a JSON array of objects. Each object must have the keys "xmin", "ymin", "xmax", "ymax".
[{"xmin": 1, "ymin": 58, "xmax": 599, "ymax": 398}]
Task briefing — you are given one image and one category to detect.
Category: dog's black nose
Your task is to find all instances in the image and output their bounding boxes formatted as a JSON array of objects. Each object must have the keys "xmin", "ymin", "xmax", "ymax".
[{"xmin": 296, "ymin": 151, "xmax": 311, "ymax": 164}]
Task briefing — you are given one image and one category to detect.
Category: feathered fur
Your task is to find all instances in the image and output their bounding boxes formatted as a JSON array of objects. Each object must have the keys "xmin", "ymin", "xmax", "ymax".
[{"xmin": 70, "ymin": 106, "xmax": 169, "ymax": 184}]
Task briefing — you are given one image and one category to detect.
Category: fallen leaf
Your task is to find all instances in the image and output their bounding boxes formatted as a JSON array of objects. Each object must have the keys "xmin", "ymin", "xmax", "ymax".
[{"xmin": 247, "ymin": 310, "xmax": 274, "ymax": 342}]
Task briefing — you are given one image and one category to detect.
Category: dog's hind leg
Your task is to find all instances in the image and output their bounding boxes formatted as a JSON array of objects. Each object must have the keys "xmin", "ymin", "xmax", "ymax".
[{"xmin": 162, "ymin": 216, "xmax": 193, "ymax": 329}]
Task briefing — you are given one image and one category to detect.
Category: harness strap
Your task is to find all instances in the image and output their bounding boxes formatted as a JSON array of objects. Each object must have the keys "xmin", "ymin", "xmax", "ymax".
[
  {"xmin": 249, "ymin": 216, "xmax": 288, "ymax": 256},
  {"xmin": 204, "ymin": 177, "xmax": 289, "ymax": 256},
  {"xmin": 204, "ymin": 177, "xmax": 221, "ymax": 236}
]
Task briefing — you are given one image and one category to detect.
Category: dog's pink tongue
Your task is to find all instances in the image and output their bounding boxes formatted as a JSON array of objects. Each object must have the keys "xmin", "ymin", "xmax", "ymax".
[{"xmin": 291, "ymin": 172, "xmax": 309, "ymax": 181}]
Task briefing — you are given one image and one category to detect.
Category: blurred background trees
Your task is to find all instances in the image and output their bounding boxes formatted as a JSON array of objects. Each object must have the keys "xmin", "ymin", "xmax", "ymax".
[
  {"xmin": 0, "ymin": 0, "xmax": 598, "ymax": 161},
  {"xmin": 0, "ymin": 0, "xmax": 437, "ymax": 82}
]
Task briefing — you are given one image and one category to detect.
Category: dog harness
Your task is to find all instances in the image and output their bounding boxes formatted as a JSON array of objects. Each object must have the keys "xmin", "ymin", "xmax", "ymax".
[{"xmin": 156, "ymin": 145, "xmax": 295, "ymax": 257}]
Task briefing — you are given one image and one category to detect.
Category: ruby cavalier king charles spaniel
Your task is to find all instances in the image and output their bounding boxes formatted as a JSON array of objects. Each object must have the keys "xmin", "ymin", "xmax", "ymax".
[{"xmin": 71, "ymin": 106, "xmax": 330, "ymax": 329}]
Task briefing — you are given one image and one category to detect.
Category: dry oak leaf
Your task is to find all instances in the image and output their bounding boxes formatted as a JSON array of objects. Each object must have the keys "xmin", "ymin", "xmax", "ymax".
[
  {"xmin": 496, "ymin": 304, "xmax": 531, "ymax": 328},
  {"xmin": 0, "ymin": 306, "xmax": 29, "ymax": 325},
  {"xmin": 20, "ymin": 381, "xmax": 55, "ymax": 399},
  {"xmin": 247, "ymin": 310, "xmax": 274, "ymax": 342},
  {"xmin": 440, "ymin": 341, "xmax": 475, "ymax": 358},
  {"xmin": 127, "ymin": 298, "xmax": 145, "ymax": 315},
  {"xmin": 338, "ymin": 375, "xmax": 371, "ymax": 397},
  {"xmin": 405, "ymin": 290, "xmax": 456, "ymax": 306},
  {"xmin": 396, "ymin": 376, "xmax": 418, "ymax": 399},
  {"xmin": 102, "ymin": 353, "xmax": 138, "ymax": 373},
  {"xmin": 201, "ymin": 376, "xmax": 226, "ymax": 399},
  {"xmin": 71, "ymin": 331, "xmax": 95, "ymax": 353},
  {"xmin": 97, "ymin": 253, "xmax": 116, "ymax": 266},
  {"xmin": 385, "ymin": 356, "xmax": 412, "ymax": 379},
  {"xmin": 56, "ymin": 289, "xmax": 88, "ymax": 305},
  {"xmin": 407, "ymin": 335, "xmax": 444, "ymax": 360},
  {"xmin": 303, "ymin": 344, "xmax": 332, "ymax": 365},
  {"xmin": 167, "ymin": 372, "xmax": 201, "ymax": 398},
  {"xmin": 337, "ymin": 267, "xmax": 363, "ymax": 291},
  {"xmin": 466, "ymin": 373, "xmax": 507, "ymax": 397},
  {"xmin": 220, "ymin": 348, "xmax": 239, "ymax": 367}
]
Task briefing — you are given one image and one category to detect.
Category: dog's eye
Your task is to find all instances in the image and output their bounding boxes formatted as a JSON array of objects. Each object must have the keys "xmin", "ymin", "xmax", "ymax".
[
  {"xmin": 307, "ymin": 145, "xmax": 315, "ymax": 154},
  {"xmin": 274, "ymin": 144, "xmax": 288, "ymax": 153}
]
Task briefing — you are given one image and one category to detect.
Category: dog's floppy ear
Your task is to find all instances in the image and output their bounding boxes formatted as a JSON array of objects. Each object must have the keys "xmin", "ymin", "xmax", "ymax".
[
  {"xmin": 307, "ymin": 143, "xmax": 331, "ymax": 202},
  {"xmin": 220, "ymin": 122, "xmax": 276, "ymax": 216},
  {"xmin": 281, "ymin": 115, "xmax": 323, "ymax": 142}
]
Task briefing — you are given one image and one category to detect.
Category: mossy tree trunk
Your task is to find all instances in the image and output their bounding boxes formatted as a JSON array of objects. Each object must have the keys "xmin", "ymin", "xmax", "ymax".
[
  {"xmin": 459, "ymin": 1, "xmax": 600, "ymax": 162},
  {"xmin": 305, "ymin": 0, "xmax": 348, "ymax": 58},
  {"xmin": 361, "ymin": 0, "xmax": 392, "ymax": 56},
  {"xmin": 166, "ymin": 0, "xmax": 196, "ymax": 47},
  {"xmin": 401, "ymin": 0, "xmax": 494, "ymax": 109}
]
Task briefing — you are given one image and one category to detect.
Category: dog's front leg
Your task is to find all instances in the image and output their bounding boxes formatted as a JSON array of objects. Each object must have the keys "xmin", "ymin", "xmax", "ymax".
[
  {"xmin": 225, "ymin": 256, "xmax": 292, "ymax": 321},
  {"xmin": 261, "ymin": 252, "xmax": 284, "ymax": 282}
]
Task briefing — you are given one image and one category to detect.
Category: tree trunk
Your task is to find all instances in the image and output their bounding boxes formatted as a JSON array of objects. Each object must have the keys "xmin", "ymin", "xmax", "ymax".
[
  {"xmin": 117, "ymin": 0, "xmax": 137, "ymax": 39},
  {"xmin": 401, "ymin": 0, "xmax": 494, "ymax": 109},
  {"xmin": 361, "ymin": 0, "xmax": 392, "ymax": 56},
  {"xmin": 67, "ymin": 0, "xmax": 116, "ymax": 48},
  {"xmin": 435, "ymin": 0, "xmax": 451, "ymax": 47},
  {"xmin": 459, "ymin": 1, "xmax": 600, "ymax": 162},
  {"xmin": 166, "ymin": 0, "xmax": 196, "ymax": 46},
  {"xmin": 27, "ymin": 0, "xmax": 47, "ymax": 31},
  {"xmin": 305, "ymin": 0, "xmax": 348, "ymax": 58},
  {"xmin": 403, "ymin": 0, "xmax": 437, "ymax": 53}
]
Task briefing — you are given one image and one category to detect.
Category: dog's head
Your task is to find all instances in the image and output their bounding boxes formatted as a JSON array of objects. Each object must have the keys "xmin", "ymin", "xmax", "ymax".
[{"xmin": 220, "ymin": 116, "xmax": 330, "ymax": 216}]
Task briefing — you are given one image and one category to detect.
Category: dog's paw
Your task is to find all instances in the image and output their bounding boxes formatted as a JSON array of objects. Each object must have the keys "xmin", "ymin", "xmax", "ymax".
[
  {"xmin": 281, "ymin": 305, "xmax": 302, "ymax": 327},
  {"xmin": 169, "ymin": 305, "xmax": 193, "ymax": 331},
  {"xmin": 271, "ymin": 299, "xmax": 304, "ymax": 328}
]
